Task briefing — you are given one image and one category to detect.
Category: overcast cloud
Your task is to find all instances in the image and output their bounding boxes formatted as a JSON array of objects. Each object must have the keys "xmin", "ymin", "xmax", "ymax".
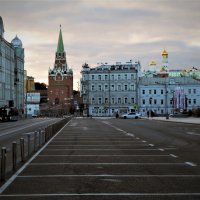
[{"xmin": 0, "ymin": 0, "xmax": 200, "ymax": 89}]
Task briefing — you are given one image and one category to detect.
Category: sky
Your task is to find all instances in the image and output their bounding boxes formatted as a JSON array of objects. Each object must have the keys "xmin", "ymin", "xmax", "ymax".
[{"xmin": 1, "ymin": 0, "xmax": 200, "ymax": 90}]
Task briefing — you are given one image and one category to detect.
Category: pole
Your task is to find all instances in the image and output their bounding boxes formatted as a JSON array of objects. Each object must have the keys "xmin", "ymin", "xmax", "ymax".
[
  {"xmin": 12, "ymin": 142, "xmax": 17, "ymax": 171},
  {"xmin": 20, "ymin": 138, "xmax": 25, "ymax": 162},
  {"xmin": 1, "ymin": 147, "xmax": 7, "ymax": 182}
]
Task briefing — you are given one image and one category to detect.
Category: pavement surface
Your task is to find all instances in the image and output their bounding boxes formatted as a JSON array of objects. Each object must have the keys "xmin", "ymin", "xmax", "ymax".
[{"xmin": 0, "ymin": 117, "xmax": 200, "ymax": 199}]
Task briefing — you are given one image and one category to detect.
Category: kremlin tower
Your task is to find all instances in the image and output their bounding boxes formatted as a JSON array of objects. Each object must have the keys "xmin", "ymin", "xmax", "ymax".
[{"xmin": 47, "ymin": 26, "xmax": 73, "ymax": 113}]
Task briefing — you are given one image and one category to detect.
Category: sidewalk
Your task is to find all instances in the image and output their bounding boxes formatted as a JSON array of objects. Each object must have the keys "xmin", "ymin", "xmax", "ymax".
[{"xmin": 146, "ymin": 116, "xmax": 200, "ymax": 124}]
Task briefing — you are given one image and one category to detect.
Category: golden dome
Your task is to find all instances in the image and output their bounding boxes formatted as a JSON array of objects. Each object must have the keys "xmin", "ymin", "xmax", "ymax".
[
  {"xmin": 162, "ymin": 49, "xmax": 168, "ymax": 56},
  {"xmin": 149, "ymin": 60, "xmax": 157, "ymax": 66}
]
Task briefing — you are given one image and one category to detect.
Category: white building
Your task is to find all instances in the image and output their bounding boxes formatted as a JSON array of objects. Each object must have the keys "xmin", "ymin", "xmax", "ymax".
[
  {"xmin": 0, "ymin": 16, "xmax": 24, "ymax": 111},
  {"xmin": 80, "ymin": 60, "xmax": 141, "ymax": 117},
  {"xmin": 138, "ymin": 77, "xmax": 200, "ymax": 116},
  {"xmin": 26, "ymin": 93, "xmax": 40, "ymax": 117}
]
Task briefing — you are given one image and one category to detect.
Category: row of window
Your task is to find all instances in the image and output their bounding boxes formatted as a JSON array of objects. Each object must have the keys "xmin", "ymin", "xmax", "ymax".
[
  {"xmin": 142, "ymin": 99, "xmax": 197, "ymax": 105},
  {"xmin": 90, "ymin": 84, "xmax": 135, "ymax": 91},
  {"xmin": 142, "ymin": 88, "xmax": 197, "ymax": 95},
  {"xmin": 88, "ymin": 97, "xmax": 135, "ymax": 104},
  {"xmin": 83, "ymin": 73, "xmax": 136, "ymax": 81}
]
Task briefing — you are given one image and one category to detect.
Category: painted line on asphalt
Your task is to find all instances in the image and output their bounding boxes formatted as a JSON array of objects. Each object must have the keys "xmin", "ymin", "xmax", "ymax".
[
  {"xmin": 43, "ymin": 148, "xmax": 162, "ymax": 151},
  {"xmin": 185, "ymin": 162, "xmax": 197, "ymax": 167},
  {"xmin": 18, "ymin": 174, "xmax": 200, "ymax": 178},
  {"xmin": 38, "ymin": 154, "xmax": 171, "ymax": 157},
  {"xmin": 149, "ymin": 144, "xmax": 154, "ymax": 147},
  {"xmin": 48, "ymin": 144, "xmax": 150, "ymax": 146},
  {"xmin": 187, "ymin": 132, "xmax": 200, "ymax": 136},
  {"xmin": 170, "ymin": 154, "xmax": 178, "ymax": 158},
  {"xmin": 1, "ymin": 193, "xmax": 200, "ymax": 197},
  {"xmin": 0, "ymin": 120, "xmax": 72, "ymax": 194},
  {"xmin": 159, "ymin": 148, "xmax": 165, "ymax": 151},
  {"xmin": 30, "ymin": 162, "xmax": 187, "ymax": 166}
]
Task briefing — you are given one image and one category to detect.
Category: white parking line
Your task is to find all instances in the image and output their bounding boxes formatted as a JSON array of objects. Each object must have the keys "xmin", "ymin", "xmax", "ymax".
[
  {"xmin": 44, "ymin": 148, "xmax": 162, "ymax": 151},
  {"xmin": 170, "ymin": 154, "xmax": 178, "ymax": 158},
  {"xmin": 38, "ymin": 154, "xmax": 171, "ymax": 157},
  {"xmin": 185, "ymin": 162, "xmax": 197, "ymax": 167},
  {"xmin": 30, "ymin": 162, "xmax": 188, "ymax": 166},
  {"xmin": 18, "ymin": 174, "xmax": 200, "ymax": 178},
  {"xmin": 1, "ymin": 193, "xmax": 200, "ymax": 197}
]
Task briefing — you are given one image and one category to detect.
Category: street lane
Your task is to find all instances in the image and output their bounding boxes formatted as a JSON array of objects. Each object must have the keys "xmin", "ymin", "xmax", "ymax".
[{"xmin": 0, "ymin": 117, "xmax": 200, "ymax": 200}]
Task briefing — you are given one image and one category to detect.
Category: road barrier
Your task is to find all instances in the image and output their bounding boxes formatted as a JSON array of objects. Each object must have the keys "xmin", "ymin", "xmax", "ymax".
[{"xmin": 0, "ymin": 117, "xmax": 71, "ymax": 182}]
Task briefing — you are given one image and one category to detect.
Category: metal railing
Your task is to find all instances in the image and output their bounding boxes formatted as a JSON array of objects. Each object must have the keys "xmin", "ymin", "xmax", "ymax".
[{"xmin": 0, "ymin": 117, "xmax": 71, "ymax": 182}]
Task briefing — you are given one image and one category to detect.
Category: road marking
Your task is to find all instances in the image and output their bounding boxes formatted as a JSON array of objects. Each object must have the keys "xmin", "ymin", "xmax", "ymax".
[
  {"xmin": 142, "ymin": 140, "xmax": 147, "ymax": 143},
  {"xmin": 159, "ymin": 148, "xmax": 165, "ymax": 151},
  {"xmin": 0, "ymin": 120, "xmax": 72, "ymax": 194},
  {"xmin": 187, "ymin": 132, "xmax": 200, "ymax": 136},
  {"xmin": 44, "ymin": 148, "xmax": 162, "ymax": 151},
  {"xmin": 149, "ymin": 144, "xmax": 154, "ymax": 147},
  {"xmin": 1, "ymin": 193, "xmax": 200, "ymax": 197},
  {"xmin": 30, "ymin": 162, "xmax": 187, "ymax": 166},
  {"xmin": 18, "ymin": 174, "xmax": 200, "ymax": 178},
  {"xmin": 185, "ymin": 162, "xmax": 197, "ymax": 167},
  {"xmin": 38, "ymin": 154, "xmax": 171, "ymax": 157},
  {"xmin": 170, "ymin": 154, "xmax": 178, "ymax": 158}
]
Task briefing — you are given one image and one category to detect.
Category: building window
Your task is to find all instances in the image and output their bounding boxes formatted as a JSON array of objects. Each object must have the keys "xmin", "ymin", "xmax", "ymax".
[
  {"xmin": 161, "ymin": 90, "xmax": 164, "ymax": 94},
  {"xmin": 124, "ymin": 85, "xmax": 128, "ymax": 91},
  {"xmin": 124, "ymin": 74, "xmax": 127, "ymax": 80},
  {"xmin": 98, "ymin": 85, "xmax": 102, "ymax": 91},
  {"xmin": 111, "ymin": 85, "xmax": 114, "ymax": 91},
  {"xmin": 149, "ymin": 90, "xmax": 151, "ymax": 94},
  {"xmin": 118, "ymin": 74, "xmax": 121, "ymax": 80},
  {"xmin": 161, "ymin": 99, "xmax": 164, "ymax": 104},
  {"xmin": 193, "ymin": 99, "xmax": 196, "ymax": 104},
  {"xmin": 142, "ymin": 90, "xmax": 145, "ymax": 94},
  {"xmin": 188, "ymin": 99, "xmax": 191, "ymax": 104},
  {"xmin": 131, "ymin": 74, "xmax": 134, "ymax": 80},
  {"xmin": 98, "ymin": 75, "xmax": 101, "ymax": 80},
  {"xmin": 91, "ymin": 85, "xmax": 95, "ymax": 91},
  {"xmin": 105, "ymin": 98, "xmax": 108, "ymax": 104},
  {"xmin": 124, "ymin": 97, "xmax": 127, "ymax": 104},
  {"xmin": 130, "ymin": 85, "xmax": 134, "ymax": 91},
  {"xmin": 92, "ymin": 98, "xmax": 95, "ymax": 104},
  {"xmin": 98, "ymin": 98, "xmax": 102, "ymax": 104},
  {"xmin": 142, "ymin": 99, "xmax": 145, "ymax": 104},
  {"xmin": 188, "ymin": 89, "xmax": 191, "ymax": 94},
  {"xmin": 105, "ymin": 85, "xmax": 108, "ymax": 91},
  {"xmin": 154, "ymin": 99, "xmax": 157, "ymax": 104},
  {"xmin": 193, "ymin": 89, "xmax": 196, "ymax": 94},
  {"xmin": 118, "ymin": 98, "xmax": 121, "ymax": 104},
  {"xmin": 131, "ymin": 98, "xmax": 134, "ymax": 104},
  {"xmin": 111, "ymin": 74, "xmax": 114, "ymax": 80},
  {"xmin": 149, "ymin": 98, "xmax": 152, "ymax": 104},
  {"xmin": 111, "ymin": 98, "xmax": 115, "ymax": 104},
  {"xmin": 92, "ymin": 75, "xmax": 94, "ymax": 80},
  {"xmin": 105, "ymin": 75, "xmax": 108, "ymax": 80},
  {"xmin": 154, "ymin": 90, "xmax": 156, "ymax": 94},
  {"xmin": 118, "ymin": 85, "xmax": 121, "ymax": 91}
]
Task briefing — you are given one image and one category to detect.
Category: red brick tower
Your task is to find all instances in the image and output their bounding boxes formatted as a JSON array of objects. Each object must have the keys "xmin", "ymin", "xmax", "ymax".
[{"xmin": 48, "ymin": 25, "xmax": 73, "ymax": 113}]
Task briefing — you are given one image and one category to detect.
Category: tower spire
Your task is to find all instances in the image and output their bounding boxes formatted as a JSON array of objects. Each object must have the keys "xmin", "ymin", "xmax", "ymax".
[{"xmin": 57, "ymin": 25, "xmax": 64, "ymax": 53}]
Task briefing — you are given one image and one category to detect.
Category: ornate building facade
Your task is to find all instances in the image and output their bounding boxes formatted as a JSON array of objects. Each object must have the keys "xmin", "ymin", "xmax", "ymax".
[
  {"xmin": 48, "ymin": 26, "xmax": 73, "ymax": 114},
  {"xmin": 0, "ymin": 16, "xmax": 24, "ymax": 110}
]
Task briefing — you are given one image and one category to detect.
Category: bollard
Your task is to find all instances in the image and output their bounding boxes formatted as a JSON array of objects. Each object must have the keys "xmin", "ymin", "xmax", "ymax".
[
  {"xmin": 38, "ymin": 129, "xmax": 42, "ymax": 147},
  {"xmin": 27, "ymin": 134, "xmax": 31, "ymax": 156},
  {"xmin": 34, "ymin": 131, "xmax": 37, "ymax": 152},
  {"xmin": 20, "ymin": 138, "xmax": 25, "ymax": 162},
  {"xmin": 12, "ymin": 142, "xmax": 17, "ymax": 171},
  {"xmin": 42, "ymin": 129, "xmax": 45, "ymax": 144},
  {"xmin": 1, "ymin": 147, "xmax": 7, "ymax": 182}
]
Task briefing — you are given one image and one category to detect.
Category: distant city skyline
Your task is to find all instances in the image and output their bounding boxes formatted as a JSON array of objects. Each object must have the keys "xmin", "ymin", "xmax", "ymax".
[{"xmin": 1, "ymin": 0, "xmax": 200, "ymax": 89}]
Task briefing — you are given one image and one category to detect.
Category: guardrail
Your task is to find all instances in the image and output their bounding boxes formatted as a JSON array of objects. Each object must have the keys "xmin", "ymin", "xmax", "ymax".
[{"xmin": 0, "ymin": 117, "xmax": 71, "ymax": 182}]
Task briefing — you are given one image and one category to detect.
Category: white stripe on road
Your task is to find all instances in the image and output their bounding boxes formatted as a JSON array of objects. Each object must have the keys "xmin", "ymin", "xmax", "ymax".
[
  {"xmin": 185, "ymin": 162, "xmax": 197, "ymax": 167},
  {"xmin": 18, "ymin": 174, "xmax": 200, "ymax": 178},
  {"xmin": 38, "ymin": 154, "xmax": 171, "ymax": 157},
  {"xmin": 1, "ymin": 193, "xmax": 200, "ymax": 197},
  {"xmin": 170, "ymin": 154, "xmax": 178, "ymax": 158},
  {"xmin": 43, "ymin": 148, "xmax": 162, "ymax": 151},
  {"xmin": 30, "ymin": 162, "xmax": 188, "ymax": 166}
]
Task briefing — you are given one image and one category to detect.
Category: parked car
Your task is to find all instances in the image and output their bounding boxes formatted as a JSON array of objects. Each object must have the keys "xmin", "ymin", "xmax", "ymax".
[{"xmin": 121, "ymin": 112, "xmax": 141, "ymax": 119}]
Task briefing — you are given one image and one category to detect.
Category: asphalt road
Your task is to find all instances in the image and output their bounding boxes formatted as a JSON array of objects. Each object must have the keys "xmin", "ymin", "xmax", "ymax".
[{"xmin": 0, "ymin": 117, "xmax": 200, "ymax": 200}]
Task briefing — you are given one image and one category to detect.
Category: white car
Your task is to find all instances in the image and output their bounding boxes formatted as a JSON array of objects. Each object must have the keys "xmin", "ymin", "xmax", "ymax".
[{"xmin": 121, "ymin": 112, "xmax": 141, "ymax": 119}]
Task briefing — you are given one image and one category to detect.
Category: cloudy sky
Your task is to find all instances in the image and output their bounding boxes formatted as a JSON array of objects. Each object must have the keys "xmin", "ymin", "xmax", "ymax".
[{"xmin": 1, "ymin": 0, "xmax": 200, "ymax": 89}]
